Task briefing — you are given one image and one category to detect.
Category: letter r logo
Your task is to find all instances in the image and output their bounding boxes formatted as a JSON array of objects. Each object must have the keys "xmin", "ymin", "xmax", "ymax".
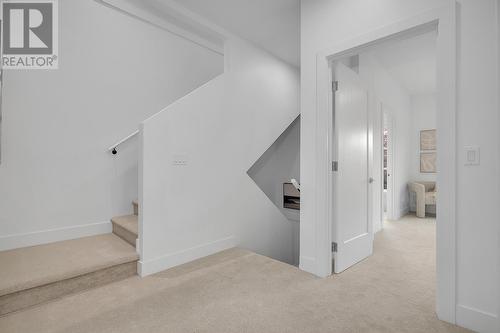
[{"xmin": 3, "ymin": 2, "xmax": 53, "ymax": 54}]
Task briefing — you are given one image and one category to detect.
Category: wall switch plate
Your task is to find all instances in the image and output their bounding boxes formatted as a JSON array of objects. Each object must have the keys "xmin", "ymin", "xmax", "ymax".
[
  {"xmin": 464, "ymin": 146, "xmax": 480, "ymax": 166},
  {"xmin": 172, "ymin": 154, "xmax": 188, "ymax": 166}
]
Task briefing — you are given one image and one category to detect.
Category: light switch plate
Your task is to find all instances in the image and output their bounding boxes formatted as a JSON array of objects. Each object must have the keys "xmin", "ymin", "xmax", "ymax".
[{"xmin": 464, "ymin": 146, "xmax": 480, "ymax": 166}]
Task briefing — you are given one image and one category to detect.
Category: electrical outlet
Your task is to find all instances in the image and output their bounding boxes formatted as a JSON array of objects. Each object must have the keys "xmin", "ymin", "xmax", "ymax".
[{"xmin": 464, "ymin": 146, "xmax": 480, "ymax": 166}]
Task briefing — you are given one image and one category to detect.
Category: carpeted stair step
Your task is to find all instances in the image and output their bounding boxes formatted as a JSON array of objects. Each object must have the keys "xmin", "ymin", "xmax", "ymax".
[
  {"xmin": 0, "ymin": 234, "xmax": 138, "ymax": 316},
  {"xmin": 111, "ymin": 215, "xmax": 138, "ymax": 247}
]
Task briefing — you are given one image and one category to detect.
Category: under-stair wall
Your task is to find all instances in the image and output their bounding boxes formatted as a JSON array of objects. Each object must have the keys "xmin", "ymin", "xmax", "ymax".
[{"xmin": 139, "ymin": 38, "xmax": 300, "ymax": 276}]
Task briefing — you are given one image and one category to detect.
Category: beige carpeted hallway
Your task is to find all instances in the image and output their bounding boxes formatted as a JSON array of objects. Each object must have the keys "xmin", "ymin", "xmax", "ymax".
[{"xmin": 0, "ymin": 215, "xmax": 470, "ymax": 333}]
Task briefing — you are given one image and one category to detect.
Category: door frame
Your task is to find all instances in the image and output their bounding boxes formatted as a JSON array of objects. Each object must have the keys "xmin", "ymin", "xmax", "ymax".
[
  {"xmin": 382, "ymin": 109, "xmax": 395, "ymax": 221},
  {"xmin": 314, "ymin": 2, "xmax": 457, "ymax": 324},
  {"xmin": 379, "ymin": 103, "xmax": 384, "ymax": 229}
]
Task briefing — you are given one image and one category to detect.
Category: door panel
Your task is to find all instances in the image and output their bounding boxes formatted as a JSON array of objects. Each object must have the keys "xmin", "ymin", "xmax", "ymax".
[{"xmin": 332, "ymin": 62, "xmax": 373, "ymax": 274}]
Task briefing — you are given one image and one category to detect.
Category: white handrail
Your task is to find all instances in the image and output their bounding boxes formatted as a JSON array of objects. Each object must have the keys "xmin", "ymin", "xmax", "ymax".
[{"xmin": 108, "ymin": 130, "xmax": 139, "ymax": 153}]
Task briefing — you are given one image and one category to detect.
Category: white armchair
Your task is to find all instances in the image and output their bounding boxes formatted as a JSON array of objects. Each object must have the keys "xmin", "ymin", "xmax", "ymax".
[{"xmin": 408, "ymin": 181, "xmax": 437, "ymax": 218}]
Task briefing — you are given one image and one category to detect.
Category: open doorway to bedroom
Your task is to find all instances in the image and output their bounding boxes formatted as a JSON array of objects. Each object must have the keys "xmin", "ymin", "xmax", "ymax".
[
  {"xmin": 370, "ymin": 31, "xmax": 438, "ymax": 231},
  {"xmin": 312, "ymin": 3, "xmax": 457, "ymax": 324},
  {"xmin": 330, "ymin": 29, "xmax": 439, "ymax": 274}
]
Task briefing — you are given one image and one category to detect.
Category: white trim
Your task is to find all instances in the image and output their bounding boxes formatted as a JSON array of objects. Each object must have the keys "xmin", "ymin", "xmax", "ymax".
[
  {"xmin": 456, "ymin": 304, "xmax": 498, "ymax": 333},
  {"xmin": 142, "ymin": 74, "xmax": 225, "ymax": 125},
  {"xmin": 312, "ymin": 1, "xmax": 457, "ymax": 325},
  {"xmin": 138, "ymin": 124, "xmax": 145, "ymax": 261},
  {"xmin": 389, "ymin": 114, "xmax": 396, "ymax": 221},
  {"xmin": 95, "ymin": 0, "xmax": 226, "ymax": 55},
  {"xmin": 497, "ymin": 1, "xmax": 500, "ymax": 330},
  {"xmin": 137, "ymin": 236, "xmax": 236, "ymax": 277},
  {"xmin": 0, "ymin": 221, "xmax": 112, "ymax": 251},
  {"xmin": 299, "ymin": 256, "xmax": 316, "ymax": 274},
  {"xmin": 382, "ymin": 109, "xmax": 396, "ymax": 221},
  {"xmin": 379, "ymin": 103, "xmax": 385, "ymax": 229},
  {"xmin": 135, "ymin": 237, "xmax": 140, "ymax": 255}
]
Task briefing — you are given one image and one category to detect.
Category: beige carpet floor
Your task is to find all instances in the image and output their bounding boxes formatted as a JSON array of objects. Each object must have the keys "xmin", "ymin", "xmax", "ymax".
[
  {"xmin": 0, "ymin": 215, "xmax": 471, "ymax": 332},
  {"xmin": 0, "ymin": 234, "xmax": 138, "ymax": 297}
]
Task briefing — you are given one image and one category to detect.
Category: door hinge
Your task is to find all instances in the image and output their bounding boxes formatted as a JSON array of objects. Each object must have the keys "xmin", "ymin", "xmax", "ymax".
[
  {"xmin": 332, "ymin": 80, "xmax": 338, "ymax": 92},
  {"xmin": 332, "ymin": 161, "xmax": 338, "ymax": 172},
  {"xmin": 332, "ymin": 242, "xmax": 338, "ymax": 252}
]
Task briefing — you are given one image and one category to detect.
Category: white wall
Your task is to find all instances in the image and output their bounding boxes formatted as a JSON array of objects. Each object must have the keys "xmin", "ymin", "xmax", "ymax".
[
  {"xmin": 410, "ymin": 93, "xmax": 437, "ymax": 182},
  {"xmin": 409, "ymin": 94, "xmax": 437, "ymax": 214},
  {"xmin": 140, "ymin": 38, "xmax": 300, "ymax": 275},
  {"xmin": 0, "ymin": 0, "xmax": 223, "ymax": 250},
  {"xmin": 301, "ymin": 1, "xmax": 499, "ymax": 332}
]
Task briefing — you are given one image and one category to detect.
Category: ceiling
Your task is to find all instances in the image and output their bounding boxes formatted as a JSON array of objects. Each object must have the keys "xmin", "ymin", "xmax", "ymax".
[
  {"xmin": 167, "ymin": 0, "xmax": 301, "ymax": 66},
  {"xmin": 368, "ymin": 31, "xmax": 437, "ymax": 95}
]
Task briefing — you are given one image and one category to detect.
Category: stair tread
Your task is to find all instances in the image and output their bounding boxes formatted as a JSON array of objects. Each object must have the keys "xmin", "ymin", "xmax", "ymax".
[
  {"xmin": 111, "ymin": 215, "xmax": 138, "ymax": 236},
  {"xmin": 0, "ymin": 234, "xmax": 138, "ymax": 297}
]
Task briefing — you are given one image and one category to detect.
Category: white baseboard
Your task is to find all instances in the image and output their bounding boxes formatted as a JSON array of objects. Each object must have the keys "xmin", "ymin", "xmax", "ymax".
[
  {"xmin": 138, "ymin": 236, "xmax": 236, "ymax": 277},
  {"xmin": 0, "ymin": 221, "xmax": 112, "ymax": 251},
  {"xmin": 397, "ymin": 206, "xmax": 410, "ymax": 219},
  {"xmin": 299, "ymin": 255, "xmax": 316, "ymax": 275},
  {"xmin": 456, "ymin": 304, "xmax": 498, "ymax": 333}
]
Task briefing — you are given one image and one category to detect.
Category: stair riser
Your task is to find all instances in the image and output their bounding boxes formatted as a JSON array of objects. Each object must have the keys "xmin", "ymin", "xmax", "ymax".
[
  {"xmin": 112, "ymin": 223, "xmax": 137, "ymax": 247},
  {"xmin": 0, "ymin": 261, "xmax": 137, "ymax": 316}
]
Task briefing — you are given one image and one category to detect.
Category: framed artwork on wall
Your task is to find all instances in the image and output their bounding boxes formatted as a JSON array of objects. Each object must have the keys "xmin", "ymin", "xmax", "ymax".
[
  {"xmin": 420, "ymin": 129, "xmax": 436, "ymax": 151},
  {"xmin": 420, "ymin": 152, "xmax": 437, "ymax": 173}
]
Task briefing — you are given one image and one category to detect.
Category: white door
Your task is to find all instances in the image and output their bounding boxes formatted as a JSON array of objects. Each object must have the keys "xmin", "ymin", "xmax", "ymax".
[{"xmin": 332, "ymin": 62, "xmax": 373, "ymax": 274}]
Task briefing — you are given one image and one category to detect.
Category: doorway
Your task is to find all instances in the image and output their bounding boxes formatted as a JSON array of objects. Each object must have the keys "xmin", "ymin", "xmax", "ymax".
[
  {"xmin": 314, "ymin": 4, "xmax": 457, "ymax": 323},
  {"xmin": 331, "ymin": 28, "xmax": 439, "ymax": 273}
]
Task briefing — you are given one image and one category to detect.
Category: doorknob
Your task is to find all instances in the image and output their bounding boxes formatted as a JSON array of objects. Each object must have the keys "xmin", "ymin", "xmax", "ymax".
[{"xmin": 369, "ymin": 177, "xmax": 375, "ymax": 184}]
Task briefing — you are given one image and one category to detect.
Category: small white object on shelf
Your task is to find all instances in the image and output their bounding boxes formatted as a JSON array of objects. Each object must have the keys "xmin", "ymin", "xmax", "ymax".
[{"xmin": 291, "ymin": 179, "xmax": 300, "ymax": 192}]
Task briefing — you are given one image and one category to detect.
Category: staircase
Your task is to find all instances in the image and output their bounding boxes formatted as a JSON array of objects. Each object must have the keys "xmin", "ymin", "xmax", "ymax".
[
  {"xmin": 0, "ymin": 200, "xmax": 140, "ymax": 316},
  {"xmin": 111, "ymin": 200, "xmax": 139, "ymax": 247}
]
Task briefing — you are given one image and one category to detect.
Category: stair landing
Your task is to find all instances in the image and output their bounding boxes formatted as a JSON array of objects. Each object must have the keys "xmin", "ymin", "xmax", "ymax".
[{"xmin": 0, "ymin": 234, "xmax": 138, "ymax": 316}]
